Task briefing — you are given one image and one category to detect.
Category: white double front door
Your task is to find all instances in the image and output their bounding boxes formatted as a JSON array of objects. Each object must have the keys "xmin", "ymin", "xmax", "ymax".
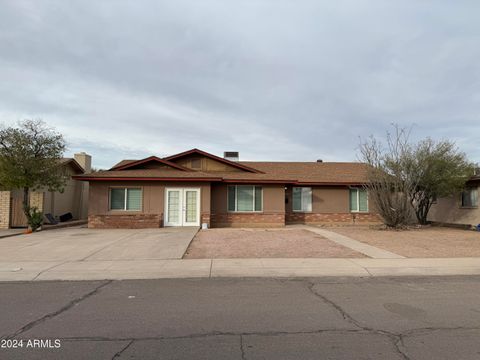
[{"xmin": 165, "ymin": 188, "xmax": 201, "ymax": 227}]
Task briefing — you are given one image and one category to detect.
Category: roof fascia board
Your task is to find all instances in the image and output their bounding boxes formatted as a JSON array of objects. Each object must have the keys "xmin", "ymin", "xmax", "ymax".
[{"xmin": 72, "ymin": 176, "xmax": 221, "ymax": 182}]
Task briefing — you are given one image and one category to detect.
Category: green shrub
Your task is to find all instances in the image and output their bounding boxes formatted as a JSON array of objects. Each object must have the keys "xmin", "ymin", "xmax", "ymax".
[{"xmin": 25, "ymin": 206, "xmax": 43, "ymax": 232}]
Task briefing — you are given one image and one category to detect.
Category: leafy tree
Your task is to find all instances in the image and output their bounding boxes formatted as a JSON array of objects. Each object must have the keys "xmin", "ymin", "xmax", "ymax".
[
  {"xmin": 0, "ymin": 120, "xmax": 67, "ymax": 230},
  {"xmin": 404, "ymin": 138, "xmax": 474, "ymax": 224}
]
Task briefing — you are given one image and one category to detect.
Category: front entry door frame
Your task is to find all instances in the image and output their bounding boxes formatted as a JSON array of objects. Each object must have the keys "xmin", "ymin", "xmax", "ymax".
[{"xmin": 164, "ymin": 188, "xmax": 201, "ymax": 227}]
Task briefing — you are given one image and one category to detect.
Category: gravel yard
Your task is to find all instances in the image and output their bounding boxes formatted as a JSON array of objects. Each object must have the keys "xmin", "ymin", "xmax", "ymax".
[
  {"xmin": 183, "ymin": 228, "xmax": 365, "ymax": 259},
  {"xmin": 330, "ymin": 226, "xmax": 480, "ymax": 258}
]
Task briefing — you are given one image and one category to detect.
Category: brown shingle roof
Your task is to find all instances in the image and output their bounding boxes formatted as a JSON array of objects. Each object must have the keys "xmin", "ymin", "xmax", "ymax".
[
  {"xmin": 110, "ymin": 159, "xmax": 136, "ymax": 169},
  {"xmin": 75, "ymin": 159, "xmax": 369, "ymax": 184},
  {"xmin": 238, "ymin": 162, "xmax": 368, "ymax": 184}
]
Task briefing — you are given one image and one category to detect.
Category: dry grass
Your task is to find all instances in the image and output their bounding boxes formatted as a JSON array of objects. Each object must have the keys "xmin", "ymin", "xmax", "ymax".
[
  {"xmin": 330, "ymin": 226, "xmax": 480, "ymax": 258},
  {"xmin": 184, "ymin": 228, "xmax": 365, "ymax": 259}
]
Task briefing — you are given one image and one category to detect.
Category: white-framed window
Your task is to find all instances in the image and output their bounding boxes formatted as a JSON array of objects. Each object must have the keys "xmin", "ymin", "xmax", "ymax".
[
  {"xmin": 292, "ymin": 187, "xmax": 312, "ymax": 212},
  {"xmin": 349, "ymin": 187, "xmax": 368, "ymax": 212},
  {"xmin": 461, "ymin": 187, "xmax": 478, "ymax": 208},
  {"xmin": 227, "ymin": 185, "xmax": 262, "ymax": 212},
  {"xmin": 110, "ymin": 188, "xmax": 142, "ymax": 211}
]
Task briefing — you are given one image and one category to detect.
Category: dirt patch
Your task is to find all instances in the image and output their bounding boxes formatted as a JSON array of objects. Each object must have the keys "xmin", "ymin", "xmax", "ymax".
[
  {"xmin": 329, "ymin": 226, "xmax": 480, "ymax": 258},
  {"xmin": 183, "ymin": 228, "xmax": 365, "ymax": 259}
]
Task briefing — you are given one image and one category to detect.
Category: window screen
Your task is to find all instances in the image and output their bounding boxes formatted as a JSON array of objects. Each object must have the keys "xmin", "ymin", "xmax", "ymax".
[
  {"xmin": 126, "ymin": 188, "xmax": 142, "ymax": 210},
  {"xmin": 292, "ymin": 187, "xmax": 312, "ymax": 212},
  {"xmin": 350, "ymin": 188, "xmax": 368, "ymax": 212},
  {"xmin": 110, "ymin": 188, "xmax": 126, "ymax": 210},
  {"xmin": 110, "ymin": 188, "xmax": 142, "ymax": 211}
]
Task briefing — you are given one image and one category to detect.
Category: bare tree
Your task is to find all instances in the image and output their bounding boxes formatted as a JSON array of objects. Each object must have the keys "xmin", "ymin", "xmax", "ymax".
[{"xmin": 359, "ymin": 126, "xmax": 414, "ymax": 228}]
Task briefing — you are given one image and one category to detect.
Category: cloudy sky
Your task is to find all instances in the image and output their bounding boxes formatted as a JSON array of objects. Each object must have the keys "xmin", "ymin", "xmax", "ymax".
[{"xmin": 0, "ymin": 0, "xmax": 479, "ymax": 168}]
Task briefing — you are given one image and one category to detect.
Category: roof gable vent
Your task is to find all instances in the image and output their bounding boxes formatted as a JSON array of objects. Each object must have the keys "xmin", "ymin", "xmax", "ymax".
[{"xmin": 224, "ymin": 151, "xmax": 239, "ymax": 162}]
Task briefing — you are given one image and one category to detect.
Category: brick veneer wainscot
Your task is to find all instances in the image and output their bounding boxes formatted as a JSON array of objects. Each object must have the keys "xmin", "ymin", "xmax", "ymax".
[
  {"xmin": 201, "ymin": 213, "xmax": 211, "ymax": 227},
  {"xmin": 0, "ymin": 191, "xmax": 11, "ymax": 229},
  {"xmin": 89, "ymin": 214, "xmax": 162, "ymax": 229},
  {"xmin": 210, "ymin": 212, "xmax": 285, "ymax": 228},
  {"xmin": 285, "ymin": 212, "xmax": 382, "ymax": 224}
]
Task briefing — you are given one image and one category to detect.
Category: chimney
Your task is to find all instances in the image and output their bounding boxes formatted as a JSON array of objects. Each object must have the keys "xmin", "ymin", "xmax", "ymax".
[
  {"xmin": 316, "ymin": 159, "xmax": 323, "ymax": 163},
  {"xmin": 74, "ymin": 152, "xmax": 92, "ymax": 173},
  {"xmin": 224, "ymin": 151, "xmax": 239, "ymax": 162}
]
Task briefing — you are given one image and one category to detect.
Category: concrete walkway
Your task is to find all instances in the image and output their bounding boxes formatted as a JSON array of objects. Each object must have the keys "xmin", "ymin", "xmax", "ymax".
[
  {"xmin": 300, "ymin": 226, "xmax": 405, "ymax": 259},
  {"xmin": 3, "ymin": 257, "xmax": 480, "ymax": 281}
]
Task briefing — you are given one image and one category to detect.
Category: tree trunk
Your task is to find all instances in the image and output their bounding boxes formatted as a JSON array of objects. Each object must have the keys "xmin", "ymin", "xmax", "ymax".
[
  {"xmin": 23, "ymin": 187, "xmax": 31, "ymax": 223},
  {"xmin": 415, "ymin": 198, "xmax": 431, "ymax": 225},
  {"xmin": 23, "ymin": 187, "xmax": 29, "ymax": 211}
]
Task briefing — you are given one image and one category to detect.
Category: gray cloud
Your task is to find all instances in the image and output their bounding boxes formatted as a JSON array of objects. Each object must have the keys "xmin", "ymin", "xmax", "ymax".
[{"xmin": 0, "ymin": 0, "xmax": 479, "ymax": 168}]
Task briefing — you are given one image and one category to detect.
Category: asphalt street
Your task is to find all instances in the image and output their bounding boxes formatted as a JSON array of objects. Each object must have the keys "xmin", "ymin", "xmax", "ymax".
[{"xmin": 1, "ymin": 276, "xmax": 480, "ymax": 359}]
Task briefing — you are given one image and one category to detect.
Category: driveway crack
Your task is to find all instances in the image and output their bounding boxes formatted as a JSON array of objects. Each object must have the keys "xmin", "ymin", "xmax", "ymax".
[
  {"xmin": 31, "ymin": 260, "xmax": 70, "ymax": 281},
  {"xmin": 80, "ymin": 233, "xmax": 135, "ymax": 261},
  {"xmin": 4, "ymin": 280, "xmax": 113, "ymax": 340}
]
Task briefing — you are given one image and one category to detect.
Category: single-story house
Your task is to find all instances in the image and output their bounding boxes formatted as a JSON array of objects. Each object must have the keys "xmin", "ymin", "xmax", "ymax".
[
  {"xmin": 75, "ymin": 149, "xmax": 380, "ymax": 228},
  {"xmin": 429, "ymin": 173, "xmax": 480, "ymax": 228},
  {"xmin": 0, "ymin": 152, "xmax": 91, "ymax": 229}
]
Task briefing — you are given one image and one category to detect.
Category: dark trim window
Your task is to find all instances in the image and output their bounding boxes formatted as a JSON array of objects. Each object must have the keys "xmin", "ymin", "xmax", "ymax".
[
  {"xmin": 349, "ymin": 187, "xmax": 368, "ymax": 212},
  {"xmin": 461, "ymin": 188, "xmax": 478, "ymax": 208},
  {"xmin": 110, "ymin": 188, "xmax": 142, "ymax": 211},
  {"xmin": 292, "ymin": 187, "xmax": 312, "ymax": 212},
  {"xmin": 228, "ymin": 185, "xmax": 262, "ymax": 212}
]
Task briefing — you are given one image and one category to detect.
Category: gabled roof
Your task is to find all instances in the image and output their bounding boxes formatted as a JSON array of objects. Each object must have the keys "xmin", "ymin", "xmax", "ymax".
[
  {"xmin": 75, "ymin": 159, "xmax": 370, "ymax": 185},
  {"xmin": 164, "ymin": 148, "xmax": 263, "ymax": 173},
  {"xmin": 73, "ymin": 148, "xmax": 371, "ymax": 184},
  {"xmin": 110, "ymin": 156, "xmax": 191, "ymax": 171},
  {"xmin": 61, "ymin": 158, "xmax": 85, "ymax": 174}
]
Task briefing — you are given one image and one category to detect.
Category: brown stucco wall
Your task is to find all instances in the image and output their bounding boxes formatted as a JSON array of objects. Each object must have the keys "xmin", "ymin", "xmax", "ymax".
[
  {"xmin": 429, "ymin": 187, "xmax": 480, "ymax": 227},
  {"xmin": 210, "ymin": 183, "xmax": 285, "ymax": 227},
  {"xmin": 285, "ymin": 186, "xmax": 381, "ymax": 225},
  {"xmin": 87, "ymin": 181, "xmax": 382, "ymax": 228},
  {"xmin": 285, "ymin": 186, "xmax": 350, "ymax": 213},
  {"xmin": 40, "ymin": 164, "xmax": 87, "ymax": 220},
  {"xmin": 88, "ymin": 181, "xmax": 211, "ymax": 228}
]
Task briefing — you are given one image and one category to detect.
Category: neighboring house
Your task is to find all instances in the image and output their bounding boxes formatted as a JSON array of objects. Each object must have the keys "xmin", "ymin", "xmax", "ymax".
[
  {"xmin": 429, "ymin": 174, "xmax": 480, "ymax": 228},
  {"xmin": 0, "ymin": 152, "xmax": 91, "ymax": 229},
  {"xmin": 75, "ymin": 149, "xmax": 380, "ymax": 228}
]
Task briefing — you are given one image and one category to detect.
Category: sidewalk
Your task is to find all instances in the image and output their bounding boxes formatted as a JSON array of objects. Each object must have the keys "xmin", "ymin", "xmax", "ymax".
[{"xmin": 3, "ymin": 257, "xmax": 480, "ymax": 281}]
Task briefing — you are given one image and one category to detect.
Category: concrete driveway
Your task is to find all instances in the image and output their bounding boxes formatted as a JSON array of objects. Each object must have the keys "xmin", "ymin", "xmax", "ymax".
[{"xmin": 0, "ymin": 226, "xmax": 198, "ymax": 262}]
